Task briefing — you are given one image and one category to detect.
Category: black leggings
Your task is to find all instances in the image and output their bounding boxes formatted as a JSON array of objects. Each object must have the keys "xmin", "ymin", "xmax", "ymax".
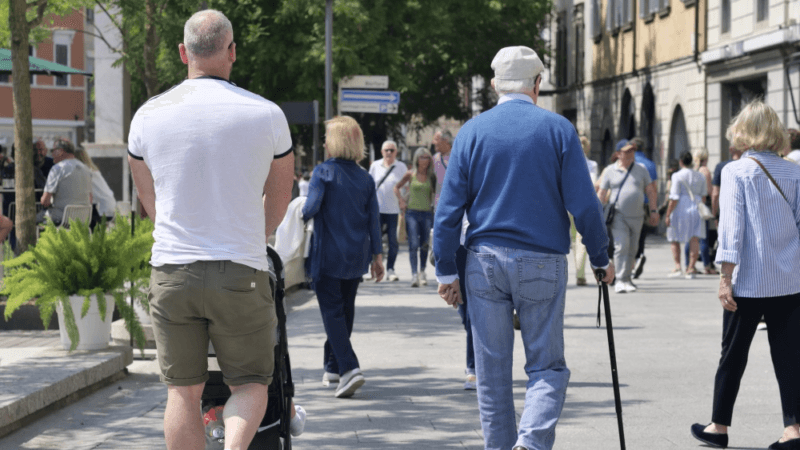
[{"xmin": 711, "ymin": 293, "xmax": 800, "ymax": 427}]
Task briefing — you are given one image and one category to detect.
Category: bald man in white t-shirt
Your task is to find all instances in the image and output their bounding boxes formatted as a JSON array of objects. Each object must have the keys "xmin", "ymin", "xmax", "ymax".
[{"xmin": 128, "ymin": 10, "xmax": 296, "ymax": 450}]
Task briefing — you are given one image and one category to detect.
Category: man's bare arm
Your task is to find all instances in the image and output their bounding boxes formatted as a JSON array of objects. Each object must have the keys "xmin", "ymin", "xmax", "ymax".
[
  {"xmin": 129, "ymin": 156, "xmax": 156, "ymax": 220},
  {"xmin": 40, "ymin": 191, "xmax": 53, "ymax": 208},
  {"xmin": 263, "ymin": 153, "xmax": 295, "ymax": 240},
  {"xmin": 712, "ymin": 185, "xmax": 721, "ymax": 217}
]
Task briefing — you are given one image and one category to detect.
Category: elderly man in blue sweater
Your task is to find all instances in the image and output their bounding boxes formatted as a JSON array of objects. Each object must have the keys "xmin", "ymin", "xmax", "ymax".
[{"xmin": 433, "ymin": 46, "xmax": 614, "ymax": 450}]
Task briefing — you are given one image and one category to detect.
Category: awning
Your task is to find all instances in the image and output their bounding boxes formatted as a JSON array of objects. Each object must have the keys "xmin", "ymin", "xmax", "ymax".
[{"xmin": 0, "ymin": 48, "xmax": 93, "ymax": 76}]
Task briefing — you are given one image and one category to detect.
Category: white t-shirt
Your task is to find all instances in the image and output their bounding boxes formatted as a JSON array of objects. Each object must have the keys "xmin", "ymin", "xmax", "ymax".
[
  {"xmin": 90, "ymin": 169, "xmax": 117, "ymax": 217},
  {"xmin": 128, "ymin": 77, "xmax": 292, "ymax": 271},
  {"xmin": 369, "ymin": 159, "xmax": 408, "ymax": 214}
]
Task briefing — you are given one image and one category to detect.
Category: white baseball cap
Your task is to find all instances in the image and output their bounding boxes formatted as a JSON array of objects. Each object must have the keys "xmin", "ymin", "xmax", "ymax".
[{"xmin": 491, "ymin": 46, "xmax": 544, "ymax": 80}]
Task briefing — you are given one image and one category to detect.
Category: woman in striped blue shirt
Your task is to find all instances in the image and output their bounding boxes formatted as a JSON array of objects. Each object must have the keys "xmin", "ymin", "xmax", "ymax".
[{"xmin": 691, "ymin": 101, "xmax": 800, "ymax": 450}]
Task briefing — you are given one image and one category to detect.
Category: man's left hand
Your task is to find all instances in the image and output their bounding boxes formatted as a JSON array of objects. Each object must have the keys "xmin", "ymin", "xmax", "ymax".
[
  {"xmin": 438, "ymin": 280, "xmax": 462, "ymax": 309},
  {"xmin": 648, "ymin": 211, "xmax": 660, "ymax": 226}
]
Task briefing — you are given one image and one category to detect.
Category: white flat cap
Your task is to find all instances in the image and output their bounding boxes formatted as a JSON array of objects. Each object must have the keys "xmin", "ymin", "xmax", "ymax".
[{"xmin": 491, "ymin": 46, "xmax": 544, "ymax": 80}]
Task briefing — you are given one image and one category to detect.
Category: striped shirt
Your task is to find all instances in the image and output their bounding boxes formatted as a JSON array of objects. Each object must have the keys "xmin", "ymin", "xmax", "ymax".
[{"xmin": 715, "ymin": 150, "xmax": 800, "ymax": 298}]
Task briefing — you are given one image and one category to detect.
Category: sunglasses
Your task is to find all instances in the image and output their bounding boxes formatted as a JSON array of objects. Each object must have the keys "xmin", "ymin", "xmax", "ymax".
[{"xmin": 383, "ymin": 148, "xmax": 396, "ymax": 153}]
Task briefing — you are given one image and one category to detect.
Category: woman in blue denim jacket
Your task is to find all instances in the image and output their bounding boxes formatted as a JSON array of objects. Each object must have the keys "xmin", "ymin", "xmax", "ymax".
[{"xmin": 302, "ymin": 116, "xmax": 384, "ymax": 399}]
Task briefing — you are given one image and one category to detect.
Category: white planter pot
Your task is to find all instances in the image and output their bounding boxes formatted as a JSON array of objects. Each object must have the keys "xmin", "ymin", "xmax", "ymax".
[{"xmin": 56, "ymin": 294, "xmax": 115, "ymax": 351}]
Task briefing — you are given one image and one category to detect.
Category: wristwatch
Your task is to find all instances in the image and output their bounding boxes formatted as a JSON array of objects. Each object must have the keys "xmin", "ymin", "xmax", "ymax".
[{"xmin": 650, "ymin": 209, "xmax": 657, "ymax": 213}]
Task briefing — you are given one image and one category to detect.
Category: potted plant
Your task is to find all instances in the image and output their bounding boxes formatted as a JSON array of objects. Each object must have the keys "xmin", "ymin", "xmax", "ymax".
[{"xmin": 1, "ymin": 216, "xmax": 154, "ymax": 352}]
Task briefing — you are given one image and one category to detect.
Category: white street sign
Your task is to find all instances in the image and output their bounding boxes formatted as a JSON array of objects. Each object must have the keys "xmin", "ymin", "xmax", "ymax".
[
  {"xmin": 339, "ymin": 75, "xmax": 389, "ymax": 89},
  {"xmin": 340, "ymin": 102, "xmax": 398, "ymax": 114}
]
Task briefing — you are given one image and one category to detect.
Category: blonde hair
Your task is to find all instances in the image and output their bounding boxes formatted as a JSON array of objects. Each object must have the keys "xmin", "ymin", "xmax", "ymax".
[
  {"xmin": 74, "ymin": 147, "xmax": 99, "ymax": 171},
  {"xmin": 324, "ymin": 116, "xmax": 365, "ymax": 162},
  {"xmin": 726, "ymin": 100, "xmax": 789, "ymax": 154},
  {"xmin": 412, "ymin": 147, "xmax": 436, "ymax": 181},
  {"xmin": 579, "ymin": 135, "xmax": 590, "ymax": 157},
  {"xmin": 692, "ymin": 147, "xmax": 708, "ymax": 168}
]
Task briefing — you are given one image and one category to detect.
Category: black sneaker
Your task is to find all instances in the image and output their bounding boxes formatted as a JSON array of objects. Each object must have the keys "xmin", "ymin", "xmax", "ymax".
[{"xmin": 633, "ymin": 255, "xmax": 646, "ymax": 279}]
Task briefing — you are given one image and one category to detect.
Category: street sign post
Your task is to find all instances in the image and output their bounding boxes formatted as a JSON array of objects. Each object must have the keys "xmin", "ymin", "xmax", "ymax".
[{"xmin": 339, "ymin": 89, "xmax": 400, "ymax": 114}]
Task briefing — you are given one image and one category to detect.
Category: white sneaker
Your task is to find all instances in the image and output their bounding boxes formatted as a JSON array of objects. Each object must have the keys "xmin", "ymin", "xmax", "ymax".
[
  {"xmin": 387, "ymin": 269, "xmax": 399, "ymax": 282},
  {"xmin": 410, "ymin": 274, "xmax": 419, "ymax": 287},
  {"xmin": 623, "ymin": 281, "xmax": 637, "ymax": 293},
  {"xmin": 290, "ymin": 405, "xmax": 306, "ymax": 436},
  {"xmin": 322, "ymin": 371, "xmax": 339, "ymax": 387},
  {"xmin": 335, "ymin": 368, "xmax": 365, "ymax": 398},
  {"xmin": 419, "ymin": 271, "xmax": 427, "ymax": 286},
  {"xmin": 614, "ymin": 282, "xmax": 626, "ymax": 293},
  {"xmin": 757, "ymin": 322, "xmax": 768, "ymax": 331}
]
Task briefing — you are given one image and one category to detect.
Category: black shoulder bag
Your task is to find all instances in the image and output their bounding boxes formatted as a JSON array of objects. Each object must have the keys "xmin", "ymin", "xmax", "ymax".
[{"xmin": 376, "ymin": 165, "xmax": 396, "ymax": 189}]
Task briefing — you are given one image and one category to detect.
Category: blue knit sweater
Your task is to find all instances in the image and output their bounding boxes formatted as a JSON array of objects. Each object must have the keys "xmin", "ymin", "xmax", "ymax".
[{"xmin": 433, "ymin": 99, "xmax": 609, "ymax": 278}]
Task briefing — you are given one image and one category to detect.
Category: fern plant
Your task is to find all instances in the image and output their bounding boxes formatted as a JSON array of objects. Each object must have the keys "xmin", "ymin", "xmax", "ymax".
[{"xmin": 1, "ymin": 215, "xmax": 155, "ymax": 352}]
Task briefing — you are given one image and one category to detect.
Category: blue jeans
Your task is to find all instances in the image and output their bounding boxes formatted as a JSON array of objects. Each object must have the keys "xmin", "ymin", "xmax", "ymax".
[
  {"xmin": 405, "ymin": 210, "xmax": 433, "ymax": 275},
  {"xmin": 466, "ymin": 245, "xmax": 570, "ymax": 450},
  {"xmin": 315, "ymin": 275, "xmax": 361, "ymax": 375},
  {"xmin": 380, "ymin": 213, "xmax": 399, "ymax": 271},
  {"xmin": 456, "ymin": 245, "xmax": 475, "ymax": 374}
]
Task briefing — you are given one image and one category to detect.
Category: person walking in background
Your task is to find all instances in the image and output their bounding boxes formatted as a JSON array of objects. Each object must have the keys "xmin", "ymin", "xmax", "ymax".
[
  {"xmin": 785, "ymin": 129, "xmax": 800, "ymax": 165},
  {"xmin": 631, "ymin": 136, "xmax": 658, "ymax": 279},
  {"xmin": 431, "ymin": 129, "xmax": 477, "ymax": 390},
  {"xmin": 434, "ymin": 46, "xmax": 614, "ymax": 450},
  {"xmin": 684, "ymin": 148, "xmax": 718, "ymax": 274},
  {"xmin": 369, "ymin": 140, "xmax": 407, "ymax": 282},
  {"xmin": 74, "ymin": 147, "xmax": 117, "ymax": 227},
  {"xmin": 298, "ymin": 170, "xmax": 310, "ymax": 197},
  {"xmin": 598, "ymin": 142, "xmax": 659, "ymax": 293},
  {"xmin": 573, "ymin": 134, "xmax": 598, "ymax": 286},
  {"xmin": 690, "ymin": 100, "xmax": 800, "ymax": 450},
  {"xmin": 665, "ymin": 151, "xmax": 708, "ymax": 279},
  {"xmin": 303, "ymin": 116, "xmax": 384, "ymax": 398},
  {"xmin": 393, "ymin": 147, "xmax": 436, "ymax": 287},
  {"xmin": 128, "ymin": 10, "xmax": 298, "ymax": 449}
]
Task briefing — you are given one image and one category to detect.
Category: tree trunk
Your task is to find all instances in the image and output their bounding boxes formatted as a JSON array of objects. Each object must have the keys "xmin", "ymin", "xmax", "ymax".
[
  {"xmin": 9, "ymin": 0, "xmax": 38, "ymax": 253},
  {"xmin": 142, "ymin": 0, "xmax": 160, "ymax": 99}
]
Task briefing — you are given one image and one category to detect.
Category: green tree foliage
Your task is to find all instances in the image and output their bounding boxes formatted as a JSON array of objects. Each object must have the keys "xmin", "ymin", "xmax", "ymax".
[
  {"xmin": 124, "ymin": 0, "xmax": 551, "ymax": 153},
  {"xmin": 1, "ymin": 217, "xmax": 155, "ymax": 352}
]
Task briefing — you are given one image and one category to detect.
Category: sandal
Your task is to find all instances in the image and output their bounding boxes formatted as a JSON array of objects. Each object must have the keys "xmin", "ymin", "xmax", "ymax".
[
  {"xmin": 685, "ymin": 268, "xmax": 698, "ymax": 279},
  {"xmin": 704, "ymin": 267, "xmax": 719, "ymax": 275},
  {"xmin": 667, "ymin": 268, "xmax": 683, "ymax": 278}
]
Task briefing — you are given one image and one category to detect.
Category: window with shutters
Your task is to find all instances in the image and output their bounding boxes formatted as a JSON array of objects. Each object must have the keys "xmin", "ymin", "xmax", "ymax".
[
  {"xmin": 606, "ymin": 0, "xmax": 617, "ymax": 33},
  {"xmin": 756, "ymin": 0, "xmax": 768, "ymax": 22},
  {"xmin": 658, "ymin": 0, "xmax": 670, "ymax": 16},
  {"xmin": 622, "ymin": 0, "xmax": 634, "ymax": 28},
  {"xmin": 574, "ymin": 4, "xmax": 585, "ymax": 84},
  {"xmin": 555, "ymin": 13, "xmax": 568, "ymax": 87},
  {"xmin": 721, "ymin": 0, "xmax": 731, "ymax": 33},
  {"xmin": 640, "ymin": 0, "xmax": 655, "ymax": 22},
  {"xmin": 55, "ymin": 44, "xmax": 69, "ymax": 86},
  {"xmin": 592, "ymin": 0, "xmax": 602, "ymax": 41}
]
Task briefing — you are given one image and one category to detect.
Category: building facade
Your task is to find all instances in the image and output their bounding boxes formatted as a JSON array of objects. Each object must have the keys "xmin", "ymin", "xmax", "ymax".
[
  {"xmin": 0, "ymin": 9, "xmax": 89, "ymax": 154},
  {"xmin": 701, "ymin": 0, "xmax": 800, "ymax": 163},
  {"xmin": 551, "ymin": 0, "xmax": 707, "ymax": 198}
]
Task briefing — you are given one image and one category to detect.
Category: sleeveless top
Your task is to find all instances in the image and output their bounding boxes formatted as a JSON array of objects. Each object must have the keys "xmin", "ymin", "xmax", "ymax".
[{"xmin": 408, "ymin": 174, "xmax": 433, "ymax": 212}]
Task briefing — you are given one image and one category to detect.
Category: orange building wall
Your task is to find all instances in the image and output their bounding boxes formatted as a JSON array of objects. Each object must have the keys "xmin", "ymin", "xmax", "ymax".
[{"xmin": 0, "ymin": 9, "xmax": 86, "ymax": 121}]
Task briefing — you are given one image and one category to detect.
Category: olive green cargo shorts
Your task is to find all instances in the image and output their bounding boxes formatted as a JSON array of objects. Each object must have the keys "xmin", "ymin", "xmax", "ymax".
[{"xmin": 149, "ymin": 260, "xmax": 277, "ymax": 387}]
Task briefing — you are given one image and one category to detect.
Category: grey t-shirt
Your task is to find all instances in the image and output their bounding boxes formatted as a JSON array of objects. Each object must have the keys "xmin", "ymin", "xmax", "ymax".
[
  {"xmin": 600, "ymin": 162, "xmax": 652, "ymax": 219},
  {"xmin": 44, "ymin": 159, "xmax": 92, "ymax": 223}
]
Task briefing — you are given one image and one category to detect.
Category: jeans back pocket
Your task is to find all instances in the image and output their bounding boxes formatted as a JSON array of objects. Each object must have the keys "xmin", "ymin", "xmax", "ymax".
[
  {"xmin": 517, "ymin": 257, "xmax": 559, "ymax": 303},
  {"xmin": 466, "ymin": 250, "xmax": 499, "ymax": 300}
]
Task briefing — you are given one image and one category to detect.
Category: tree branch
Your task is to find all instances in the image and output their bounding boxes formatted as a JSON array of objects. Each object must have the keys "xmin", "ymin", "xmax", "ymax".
[
  {"xmin": 27, "ymin": 0, "xmax": 50, "ymax": 28},
  {"xmin": 94, "ymin": 0, "xmax": 125, "ymax": 36}
]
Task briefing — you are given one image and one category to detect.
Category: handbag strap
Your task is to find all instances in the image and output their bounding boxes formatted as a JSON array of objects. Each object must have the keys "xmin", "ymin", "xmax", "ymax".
[
  {"xmin": 748, "ymin": 156, "xmax": 789, "ymax": 203},
  {"xmin": 610, "ymin": 163, "xmax": 634, "ymax": 207},
  {"xmin": 376, "ymin": 164, "xmax": 396, "ymax": 189},
  {"xmin": 679, "ymin": 179, "xmax": 696, "ymax": 202}
]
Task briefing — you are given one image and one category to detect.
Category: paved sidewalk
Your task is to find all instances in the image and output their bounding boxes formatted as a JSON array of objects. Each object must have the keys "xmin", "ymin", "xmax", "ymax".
[
  {"xmin": 0, "ymin": 236, "xmax": 788, "ymax": 449},
  {"xmin": 287, "ymin": 236, "xmax": 783, "ymax": 450}
]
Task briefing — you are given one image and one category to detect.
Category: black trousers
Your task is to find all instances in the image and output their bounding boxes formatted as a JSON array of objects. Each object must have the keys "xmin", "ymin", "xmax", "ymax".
[{"xmin": 711, "ymin": 293, "xmax": 800, "ymax": 427}]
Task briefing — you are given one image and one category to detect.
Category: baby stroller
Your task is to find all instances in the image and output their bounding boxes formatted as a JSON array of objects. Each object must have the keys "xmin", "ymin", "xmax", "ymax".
[{"xmin": 201, "ymin": 246, "xmax": 295, "ymax": 450}]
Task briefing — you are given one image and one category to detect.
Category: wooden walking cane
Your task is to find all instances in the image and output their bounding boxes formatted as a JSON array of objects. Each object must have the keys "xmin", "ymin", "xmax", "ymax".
[{"xmin": 595, "ymin": 268, "xmax": 626, "ymax": 450}]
